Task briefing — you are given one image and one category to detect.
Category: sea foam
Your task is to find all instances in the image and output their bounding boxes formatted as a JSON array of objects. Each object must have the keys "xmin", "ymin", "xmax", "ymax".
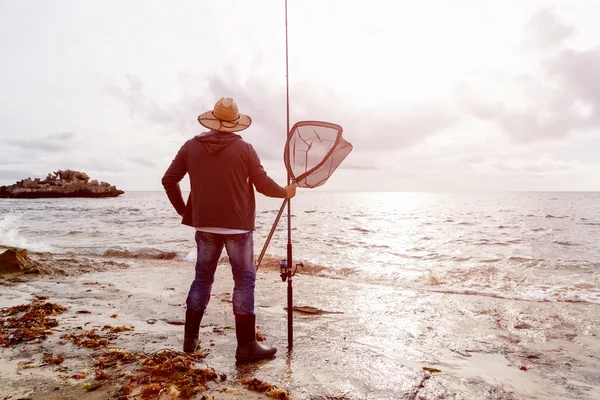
[{"xmin": 0, "ymin": 214, "xmax": 56, "ymax": 253}]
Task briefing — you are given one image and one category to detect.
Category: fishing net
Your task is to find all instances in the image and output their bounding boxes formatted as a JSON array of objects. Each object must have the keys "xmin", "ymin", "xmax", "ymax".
[
  {"xmin": 257, "ymin": 121, "xmax": 352, "ymax": 270},
  {"xmin": 284, "ymin": 121, "xmax": 352, "ymax": 188}
]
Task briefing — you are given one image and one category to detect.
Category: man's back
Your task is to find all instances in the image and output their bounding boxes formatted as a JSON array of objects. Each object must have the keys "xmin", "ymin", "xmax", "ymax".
[{"xmin": 162, "ymin": 130, "xmax": 286, "ymax": 230}]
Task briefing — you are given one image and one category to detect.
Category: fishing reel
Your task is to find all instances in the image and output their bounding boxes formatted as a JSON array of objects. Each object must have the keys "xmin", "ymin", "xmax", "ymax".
[{"xmin": 280, "ymin": 259, "xmax": 303, "ymax": 282}]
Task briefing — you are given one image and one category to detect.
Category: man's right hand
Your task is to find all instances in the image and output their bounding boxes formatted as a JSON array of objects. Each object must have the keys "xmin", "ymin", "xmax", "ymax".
[{"xmin": 285, "ymin": 184, "xmax": 298, "ymax": 199}]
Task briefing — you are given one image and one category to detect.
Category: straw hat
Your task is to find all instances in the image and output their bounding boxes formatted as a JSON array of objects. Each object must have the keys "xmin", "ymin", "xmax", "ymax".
[{"xmin": 197, "ymin": 97, "xmax": 252, "ymax": 132}]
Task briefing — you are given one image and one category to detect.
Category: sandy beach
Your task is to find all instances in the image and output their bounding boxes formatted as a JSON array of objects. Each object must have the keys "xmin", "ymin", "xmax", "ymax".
[{"xmin": 1, "ymin": 250, "xmax": 599, "ymax": 400}]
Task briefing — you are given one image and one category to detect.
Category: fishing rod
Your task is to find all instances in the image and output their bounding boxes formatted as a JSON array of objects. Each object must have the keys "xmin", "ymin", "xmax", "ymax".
[
  {"xmin": 284, "ymin": 0, "xmax": 294, "ymax": 351},
  {"xmin": 256, "ymin": 0, "xmax": 353, "ymax": 353}
]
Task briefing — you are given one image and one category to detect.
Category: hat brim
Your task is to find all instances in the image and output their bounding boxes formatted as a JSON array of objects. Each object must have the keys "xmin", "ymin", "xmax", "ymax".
[{"xmin": 197, "ymin": 111, "xmax": 252, "ymax": 132}]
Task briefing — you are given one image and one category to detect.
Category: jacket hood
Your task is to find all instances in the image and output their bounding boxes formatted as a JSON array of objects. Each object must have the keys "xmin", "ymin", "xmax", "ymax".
[{"xmin": 194, "ymin": 131, "xmax": 241, "ymax": 155}]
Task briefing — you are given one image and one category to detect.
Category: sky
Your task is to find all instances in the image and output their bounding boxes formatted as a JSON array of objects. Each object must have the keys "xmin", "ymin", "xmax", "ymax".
[{"xmin": 1, "ymin": 0, "xmax": 600, "ymax": 192}]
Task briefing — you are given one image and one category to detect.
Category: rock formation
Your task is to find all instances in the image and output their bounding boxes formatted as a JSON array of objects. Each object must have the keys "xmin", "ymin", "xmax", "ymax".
[
  {"xmin": 0, "ymin": 170, "xmax": 124, "ymax": 198},
  {"xmin": 0, "ymin": 248, "xmax": 43, "ymax": 275}
]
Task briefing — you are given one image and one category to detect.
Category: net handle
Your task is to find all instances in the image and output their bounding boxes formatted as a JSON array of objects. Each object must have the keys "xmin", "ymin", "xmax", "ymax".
[
  {"xmin": 285, "ymin": 121, "xmax": 343, "ymax": 184},
  {"xmin": 256, "ymin": 197, "xmax": 288, "ymax": 271}
]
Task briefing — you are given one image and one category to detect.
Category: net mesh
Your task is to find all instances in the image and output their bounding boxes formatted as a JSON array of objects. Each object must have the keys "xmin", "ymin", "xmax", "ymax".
[{"xmin": 284, "ymin": 121, "xmax": 353, "ymax": 188}]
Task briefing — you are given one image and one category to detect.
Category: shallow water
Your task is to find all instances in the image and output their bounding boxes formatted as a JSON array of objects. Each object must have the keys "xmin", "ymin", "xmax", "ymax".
[
  {"xmin": 1, "ymin": 260, "xmax": 599, "ymax": 400},
  {"xmin": 1, "ymin": 191, "xmax": 600, "ymax": 305}
]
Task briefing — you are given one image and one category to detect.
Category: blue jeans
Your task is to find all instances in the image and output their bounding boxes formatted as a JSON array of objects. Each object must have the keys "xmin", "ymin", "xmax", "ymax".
[{"xmin": 186, "ymin": 231, "xmax": 256, "ymax": 315}]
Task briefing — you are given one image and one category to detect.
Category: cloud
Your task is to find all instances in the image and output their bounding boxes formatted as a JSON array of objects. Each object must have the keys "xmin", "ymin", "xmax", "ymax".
[
  {"xmin": 104, "ymin": 74, "xmax": 209, "ymax": 137},
  {"xmin": 486, "ymin": 154, "xmax": 584, "ymax": 174},
  {"xmin": 128, "ymin": 156, "xmax": 157, "ymax": 168},
  {"xmin": 0, "ymin": 169, "xmax": 37, "ymax": 182},
  {"xmin": 456, "ymin": 8, "xmax": 600, "ymax": 143},
  {"xmin": 107, "ymin": 70, "xmax": 461, "ymax": 167},
  {"xmin": 3, "ymin": 131, "xmax": 76, "ymax": 152},
  {"xmin": 524, "ymin": 8, "xmax": 574, "ymax": 49},
  {"xmin": 549, "ymin": 48, "xmax": 600, "ymax": 118}
]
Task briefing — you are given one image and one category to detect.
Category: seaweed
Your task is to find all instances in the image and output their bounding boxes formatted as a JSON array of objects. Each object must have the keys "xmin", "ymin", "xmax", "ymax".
[
  {"xmin": 123, "ymin": 349, "xmax": 217, "ymax": 399},
  {"xmin": 422, "ymin": 367, "xmax": 441, "ymax": 373},
  {"xmin": 94, "ymin": 348, "xmax": 139, "ymax": 370},
  {"xmin": 82, "ymin": 381, "xmax": 104, "ymax": 391},
  {"xmin": 241, "ymin": 378, "xmax": 292, "ymax": 400},
  {"xmin": 61, "ymin": 328, "xmax": 110, "ymax": 348},
  {"xmin": 0, "ymin": 299, "xmax": 67, "ymax": 347},
  {"xmin": 43, "ymin": 352, "xmax": 65, "ymax": 365},
  {"xmin": 95, "ymin": 370, "xmax": 110, "ymax": 380},
  {"xmin": 102, "ymin": 325, "xmax": 134, "ymax": 333},
  {"xmin": 60, "ymin": 324, "xmax": 134, "ymax": 348}
]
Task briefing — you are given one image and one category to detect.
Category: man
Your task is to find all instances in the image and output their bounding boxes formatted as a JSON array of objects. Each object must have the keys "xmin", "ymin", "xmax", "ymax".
[{"xmin": 162, "ymin": 97, "xmax": 296, "ymax": 362}]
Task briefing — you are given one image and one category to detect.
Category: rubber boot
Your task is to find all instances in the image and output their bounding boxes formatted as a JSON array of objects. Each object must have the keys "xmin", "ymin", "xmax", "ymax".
[
  {"xmin": 183, "ymin": 308, "xmax": 203, "ymax": 353},
  {"xmin": 235, "ymin": 314, "xmax": 277, "ymax": 362}
]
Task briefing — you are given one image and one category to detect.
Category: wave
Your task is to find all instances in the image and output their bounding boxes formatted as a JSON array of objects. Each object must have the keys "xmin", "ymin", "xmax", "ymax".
[
  {"xmin": 425, "ymin": 285, "xmax": 600, "ymax": 305},
  {"xmin": 256, "ymin": 254, "xmax": 354, "ymax": 277},
  {"xmin": 553, "ymin": 241, "xmax": 580, "ymax": 246},
  {"xmin": 0, "ymin": 214, "xmax": 57, "ymax": 253},
  {"xmin": 349, "ymin": 227, "xmax": 373, "ymax": 233},
  {"xmin": 103, "ymin": 248, "xmax": 179, "ymax": 260}
]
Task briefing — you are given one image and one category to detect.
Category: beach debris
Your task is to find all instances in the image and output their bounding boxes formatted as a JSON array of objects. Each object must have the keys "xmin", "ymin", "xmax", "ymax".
[
  {"xmin": 422, "ymin": 367, "xmax": 442, "ymax": 373},
  {"xmin": 95, "ymin": 370, "xmax": 109, "ymax": 380},
  {"xmin": 76, "ymin": 310, "xmax": 92, "ymax": 314},
  {"xmin": 0, "ymin": 299, "xmax": 67, "ymax": 347},
  {"xmin": 120, "ymin": 349, "xmax": 217, "ymax": 399},
  {"xmin": 146, "ymin": 319, "xmax": 157, "ymax": 324},
  {"xmin": 93, "ymin": 348, "xmax": 138, "ymax": 370},
  {"xmin": 111, "ymin": 314, "xmax": 118, "ymax": 318},
  {"xmin": 43, "ymin": 352, "xmax": 65, "ymax": 365},
  {"xmin": 520, "ymin": 365, "xmax": 528, "ymax": 371},
  {"xmin": 427, "ymin": 273, "xmax": 442, "ymax": 286},
  {"xmin": 61, "ymin": 329, "xmax": 110, "ymax": 348},
  {"xmin": 256, "ymin": 331, "xmax": 266, "ymax": 342},
  {"xmin": 514, "ymin": 322, "xmax": 533, "ymax": 330},
  {"xmin": 60, "ymin": 325, "xmax": 133, "ymax": 348},
  {"xmin": 102, "ymin": 324, "xmax": 134, "ymax": 333},
  {"xmin": 82, "ymin": 381, "xmax": 103, "ymax": 391},
  {"xmin": 241, "ymin": 378, "xmax": 292, "ymax": 399},
  {"xmin": 284, "ymin": 306, "xmax": 343, "ymax": 315}
]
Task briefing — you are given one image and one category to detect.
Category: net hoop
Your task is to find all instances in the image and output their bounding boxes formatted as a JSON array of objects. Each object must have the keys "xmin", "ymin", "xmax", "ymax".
[{"xmin": 284, "ymin": 120, "xmax": 352, "ymax": 187}]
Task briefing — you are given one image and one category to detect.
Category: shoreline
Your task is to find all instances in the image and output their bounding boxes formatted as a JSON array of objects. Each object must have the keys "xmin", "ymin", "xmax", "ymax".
[{"xmin": 1, "ymin": 251, "xmax": 600, "ymax": 399}]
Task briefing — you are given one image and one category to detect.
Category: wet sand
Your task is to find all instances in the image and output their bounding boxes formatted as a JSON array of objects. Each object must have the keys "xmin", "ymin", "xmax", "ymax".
[{"xmin": 1, "ymin": 253, "xmax": 600, "ymax": 400}]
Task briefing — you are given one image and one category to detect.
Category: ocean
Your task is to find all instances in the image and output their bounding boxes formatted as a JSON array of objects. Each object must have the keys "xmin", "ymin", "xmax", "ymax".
[{"xmin": 1, "ymin": 191, "xmax": 599, "ymax": 305}]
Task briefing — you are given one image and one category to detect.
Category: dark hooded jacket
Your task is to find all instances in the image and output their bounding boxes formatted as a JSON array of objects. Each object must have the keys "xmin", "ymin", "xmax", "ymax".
[{"xmin": 161, "ymin": 130, "xmax": 286, "ymax": 230}]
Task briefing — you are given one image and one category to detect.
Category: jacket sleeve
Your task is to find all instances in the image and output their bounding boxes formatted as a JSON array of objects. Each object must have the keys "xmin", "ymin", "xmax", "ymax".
[
  {"xmin": 161, "ymin": 143, "xmax": 188, "ymax": 215},
  {"xmin": 247, "ymin": 145, "xmax": 287, "ymax": 198}
]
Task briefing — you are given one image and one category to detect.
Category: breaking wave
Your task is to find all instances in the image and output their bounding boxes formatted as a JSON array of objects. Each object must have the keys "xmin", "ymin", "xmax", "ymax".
[{"xmin": 0, "ymin": 215, "xmax": 57, "ymax": 253}]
